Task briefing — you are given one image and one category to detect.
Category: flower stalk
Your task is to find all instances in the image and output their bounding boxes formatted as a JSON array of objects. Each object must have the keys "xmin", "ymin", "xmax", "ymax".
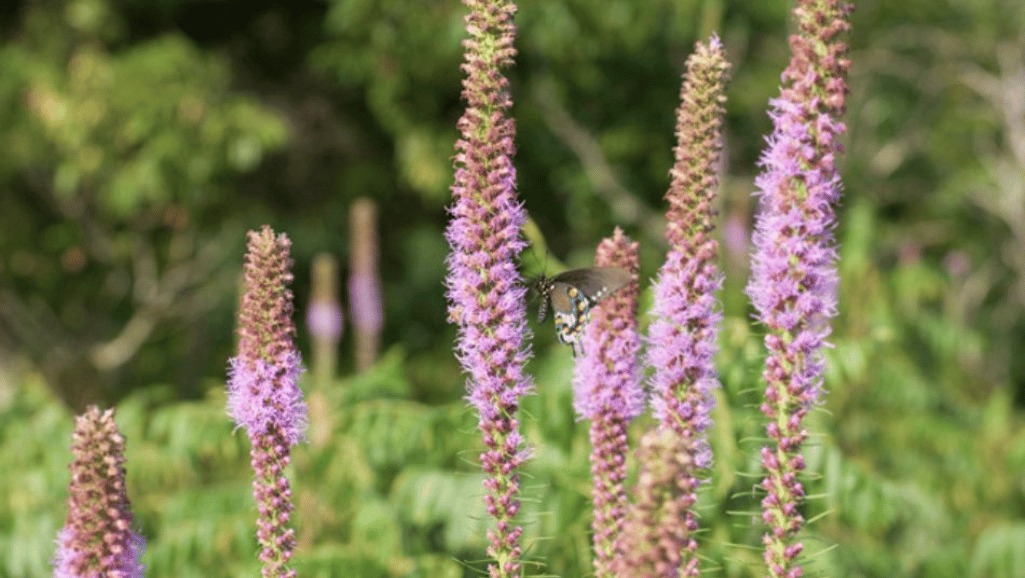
[
  {"xmin": 226, "ymin": 225, "xmax": 308, "ymax": 578},
  {"xmin": 53, "ymin": 406, "xmax": 145, "ymax": 578},
  {"xmin": 573, "ymin": 228, "xmax": 644, "ymax": 578},
  {"xmin": 745, "ymin": 1, "xmax": 851, "ymax": 576},
  {"xmin": 617, "ymin": 36, "xmax": 729, "ymax": 578},
  {"xmin": 307, "ymin": 252, "xmax": 343, "ymax": 385},
  {"xmin": 443, "ymin": 1, "xmax": 532, "ymax": 577},
  {"xmin": 348, "ymin": 197, "xmax": 384, "ymax": 373}
]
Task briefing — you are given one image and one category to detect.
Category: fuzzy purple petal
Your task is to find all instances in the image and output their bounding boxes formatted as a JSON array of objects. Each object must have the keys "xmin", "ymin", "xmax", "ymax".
[
  {"xmin": 571, "ymin": 229, "xmax": 643, "ymax": 578},
  {"xmin": 744, "ymin": 1, "xmax": 852, "ymax": 576},
  {"xmin": 53, "ymin": 407, "xmax": 146, "ymax": 578},
  {"xmin": 227, "ymin": 351, "xmax": 307, "ymax": 447},
  {"xmin": 619, "ymin": 36, "xmax": 729, "ymax": 578},
  {"xmin": 444, "ymin": 2, "xmax": 530, "ymax": 576}
]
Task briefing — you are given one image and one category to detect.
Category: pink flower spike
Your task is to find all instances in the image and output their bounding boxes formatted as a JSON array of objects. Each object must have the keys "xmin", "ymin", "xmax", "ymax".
[
  {"xmin": 616, "ymin": 36, "xmax": 730, "ymax": 578},
  {"xmin": 53, "ymin": 406, "xmax": 146, "ymax": 578},
  {"xmin": 226, "ymin": 225, "xmax": 308, "ymax": 578},
  {"xmin": 745, "ymin": 1, "xmax": 852, "ymax": 576},
  {"xmin": 443, "ymin": 2, "xmax": 531, "ymax": 577},
  {"xmin": 572, "ymin": 228, "xmax": 643, "ymax": 578}
]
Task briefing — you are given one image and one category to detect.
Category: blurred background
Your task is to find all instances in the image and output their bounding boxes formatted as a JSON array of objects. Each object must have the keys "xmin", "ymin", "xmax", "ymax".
[{"xmin": 1, "ymin": 0, "xmax": 1024, "ymax": 576}]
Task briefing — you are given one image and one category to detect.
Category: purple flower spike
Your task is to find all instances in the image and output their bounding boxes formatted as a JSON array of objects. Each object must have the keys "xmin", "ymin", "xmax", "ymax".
[
  {"xmin": 745, "ymin": 1, "xmax": 851, "ymax": 576},
  {"xmin": 53, "ymin": 406, "xmax": 146, "ymax": 578},
  {"xmin": 572, "ymin": 228, "xmax": 642, "ymax": 578},
  {"xmin": 444, "ymin": 1, "xmax": 532, "ymax": 577},
  {"xmin": 307, "ymin": 254, "xmax": 343, "ymax": 345},
  {"xmin": 349, "ymin": 198, "xmax": 384, "ymax": 372},
  {"xmin": 306, "ymin": 299, "xmax": 343, "ymax": 343},
  {"xmin": 618, "ymin": 37, "xmax": 729, "ymax": 578},
  {"xmin": 616, "ymin": 427, "xmax": 700, "ymax": 578},
  {"xmin": 649, "ymin": 34, "xmax": 729, "ymax": 451},
  {"xmin": 227, "ymin": 225, "xmax": 308, "ymax": 578}
]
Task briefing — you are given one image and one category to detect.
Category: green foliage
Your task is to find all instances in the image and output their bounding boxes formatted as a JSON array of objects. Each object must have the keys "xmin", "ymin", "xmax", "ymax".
[
  {"xmin": 3, "ymin": 335, "xmax": 1025, "ymax": 578},
  {"xmin": 0, "ymin": 0, "xmax": 291, "ymax": 405}
]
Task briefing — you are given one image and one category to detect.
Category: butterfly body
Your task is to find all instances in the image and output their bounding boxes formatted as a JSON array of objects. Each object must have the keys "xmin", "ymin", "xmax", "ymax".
[{"xmin": 533, "ymin": 267, "xmax": 632, "ymax": 353}]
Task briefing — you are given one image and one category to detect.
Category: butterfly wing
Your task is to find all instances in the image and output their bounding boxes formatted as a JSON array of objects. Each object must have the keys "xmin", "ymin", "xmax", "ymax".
[
  {"xmin": 549, "ymin": 267, "xmax": 632, "ymax": 302},
  {"xmin": 547, "ymin": 267, "xmax": 632, "ymax": 348},
  {"xmin": 550, "ymin": 281, "xmax": 590, "ymax": 346}
]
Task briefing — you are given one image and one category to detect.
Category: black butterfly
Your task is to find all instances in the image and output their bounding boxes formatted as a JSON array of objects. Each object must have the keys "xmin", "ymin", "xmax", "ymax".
[{"xmin": 533, "ymin": 267, "xmax": 632, "ymax": 354}]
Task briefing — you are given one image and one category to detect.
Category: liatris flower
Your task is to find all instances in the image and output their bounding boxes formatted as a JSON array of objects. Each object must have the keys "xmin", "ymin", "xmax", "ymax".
[
  {"xmin": 618, "ymin": 36, "xmax": 729, "ymax": 578},
  {"xmin": 572, "ymin": 228, "xmax": 643, "ymax": 578},
  {"xmin": 306, "ymin": 253, "xmax": 342, "ymax": 447},
  {"xmin": 226, "ymin": 225, "xmax": 308, "ymax": 578},
  {"xmin": 444, "ymin": 2, "xmax": 531, "ymax": 577},
  {"xmin": 53, "ymin": 405, "xmax": 145, "ymax": 578},
  {"xmin": 649, "ymin": 35, "xmax": 729, "ymax": 461},
  {"xmin": 745, "ymin": 1, "xmax": 851, "ymax": 576},
  {"xmin": 615, "ymin": 426, "xmax": 696, "ymax": 578},
  {"xmin": 307, "ymin": 253, "xmax": 343, "ymax": 383},
  {"xmin": 348, "ymin": 197, "xmax": 384, "ymax": 373}
]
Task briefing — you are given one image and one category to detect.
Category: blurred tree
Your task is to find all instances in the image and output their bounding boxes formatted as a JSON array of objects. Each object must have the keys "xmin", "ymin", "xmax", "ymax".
[{"xmin": 0, "ymin": 1, "xmax": 287, "ymax": 408}]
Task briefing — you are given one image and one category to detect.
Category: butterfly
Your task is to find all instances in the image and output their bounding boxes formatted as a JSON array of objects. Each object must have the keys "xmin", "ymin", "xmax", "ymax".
[{"xmin": 533, "ymin": 267, "xmax": 632, "ymax": 354}]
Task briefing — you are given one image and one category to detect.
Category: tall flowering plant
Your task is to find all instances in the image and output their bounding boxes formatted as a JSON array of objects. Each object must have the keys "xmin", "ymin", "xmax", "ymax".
[
  {"xmin": 349, "ymin": 197, "xmax": 384, "ymax": 372},
  {"xmin": 226, "ymin": 225, "xmax": 308, "ymax": 578},
  {"xmin": 745, "ymin": 0, "xmax": 851, "ymax": 576},
  {"xmin": 52, "ymin": 406, "xmax": 146, "ymax": 578},
  {"xmin": 443, "ymin": 1, "xmax": 533, "ymax": 577},
  {"xmin": 572, "ymin": 228, "xmax": 644, "ymax": 578},
  {"xmin": 617, "ymin": 36, "xmax": 730, "ymax": 578},
  {"xmin": 306, "ymin": 253, "xmax": 343, "ymax": 386}
]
